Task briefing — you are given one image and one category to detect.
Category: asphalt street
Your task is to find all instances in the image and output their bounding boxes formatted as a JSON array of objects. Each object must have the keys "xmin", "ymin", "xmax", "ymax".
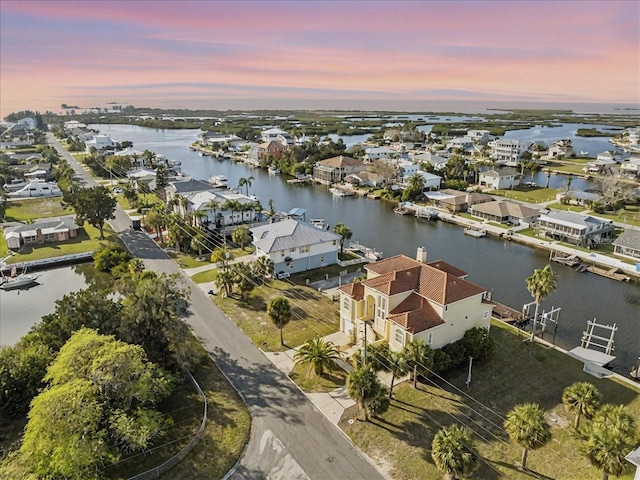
[{"xmin": 47, "ymin": 134, "xmax": 385, "ymax": 480}]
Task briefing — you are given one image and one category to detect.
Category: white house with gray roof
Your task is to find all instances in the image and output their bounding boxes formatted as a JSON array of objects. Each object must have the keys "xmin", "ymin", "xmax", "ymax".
[
  {"xmin": 250, "ymin": 219, "xmax": 341, "ymax": 275},
  {"xmin": 612, "ymin": 229, "xmax": 640, "ymax": 261},
  {"xmin": 4, "ymin": 216, "xmax": 79, "ymax": 250},
  {"xmin": 534, "ymin": 210, "xmax": 615, "ymax": 247},
  {"xmin": 488, "ymin": 138, "xmax": 529, "ymax": 166}
]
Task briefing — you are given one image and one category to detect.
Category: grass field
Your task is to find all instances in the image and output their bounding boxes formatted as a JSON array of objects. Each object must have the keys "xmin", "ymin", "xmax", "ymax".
[
  {"xmin": 212, "ymin": 279, "xmax": 340, "ymax": 352},
  {"xmin": 289, "ymin": 362, "xmax": 348, "ymax": 392},
  {"xmin": 4, "ymin": 197, "xmax": 74, "ymax": 221},
  {"xmin": 489, "ymin": 187, "xmax": 559, "ymax": 203},
  {"xmin": 343, "ymin": 321, "xmax": 640, "ymax": 480}
]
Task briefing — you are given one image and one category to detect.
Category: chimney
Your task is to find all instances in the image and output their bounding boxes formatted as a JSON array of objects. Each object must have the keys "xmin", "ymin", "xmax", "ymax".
[{"xmin": 416, "ymin": 247, "xmax": 427, "ymax": 263}]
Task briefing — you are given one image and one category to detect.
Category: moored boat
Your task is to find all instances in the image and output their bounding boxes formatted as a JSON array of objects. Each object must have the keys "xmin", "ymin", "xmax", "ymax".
[
  {"xmin": 1, "ymin": 266, "xmax": 40, "ymax": 290},
  {"xmin": 209, "ymin": 175, "xmax": 229, "ymax": 188}
]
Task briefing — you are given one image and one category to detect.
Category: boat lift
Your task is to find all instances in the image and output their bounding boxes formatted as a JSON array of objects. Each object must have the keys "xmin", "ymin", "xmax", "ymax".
[
  {"xmin": 569, "ymin": 319, "xmax": 617, "ymax": 377},
  {"xmin": 539, "ymin": 306, "xmax": 561, "ymax": 344}
]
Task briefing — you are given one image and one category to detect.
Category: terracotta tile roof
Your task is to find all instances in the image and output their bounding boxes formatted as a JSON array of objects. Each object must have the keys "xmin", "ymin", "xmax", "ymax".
[
  {"xmin": 365, "ymin": 254, "xmax": 423, "ymax": 276},
  {"xmin": 427, "ymin": 260, "xmax": 467, "ymax": 278},
  {"xmin": 338, "ymin": 282, "xmax": 364, "ymax": 301},
  {"xmin": 317, "ymin": 155, "xmax": 363, "ymax": 167},
  {"xmin": 388, "ymin": 293, "xmax": 445, "ymax": 334}
]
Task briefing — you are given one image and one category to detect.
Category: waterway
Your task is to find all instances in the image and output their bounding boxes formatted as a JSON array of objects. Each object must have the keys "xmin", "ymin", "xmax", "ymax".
[
  {"xmin": 87, "ymin": 124, "xmax": 640, "ymax": 375},
  {"xmin": 0, "ymin": 263, "xmax": 110, "ymax": 346}
]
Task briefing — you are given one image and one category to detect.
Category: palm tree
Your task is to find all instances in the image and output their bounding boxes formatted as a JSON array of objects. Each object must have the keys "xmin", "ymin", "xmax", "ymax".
[
  {"xmin": 386, "ymin": 350, "xmax": 408, "ymax": 399},
  {"xmin": 232, "ymin": 225, "xmax": 251, "ymax": 250},
  {"xmin": 267, "ymin": 199, "xmax": 276, "ymax": 216},
  {"xmin": 211, "ymin": 245, "xmax": 232, "ymax": 270},
  {"xmin": 267, "ymin": 297, "xmax": 292, "ymax": 346},
  {"xmin": 504, "ymin": 403, "xmax": 551, "ymax": 470},
  {"xmin": 237, "ymin": 177, "xmax": 247, "ymax": 194},
  {"xmin": 245, "ymin": 175, "xmax": 254, "ymax": 195},
  {"xmin": 403, "ymin": 340, "xmax": 433, "ymax": 389},
  {"xmin": 346, "ymin": 364, "xmax": 381, "ymax": 421},
  {"xmin": 525, "ymin": 264, "xmax": 558, "ymax": 342},
  {"xmin": 591, "ymin": 404, "xmax": 637, "ymax": 441},
  {"xmin": 252, "ymin": 255, "xmax": 274, "ymax": 284},
  {"xmin": 581, "ymin": 425, "xmax": 633, "ymax": 480},
  {"xmin": 168, "ymin": 222, "xmax": 183, "ymax": 252},
  {"xmin": 431, "ymin": 424, "xmax": 480, "ymax": 480},
  {"xmin": 333, "ymin": 223, "xmax": 352, "ymax": 255},
  {"xmin": 562, "ymin": 382, "xmax": 601, "ymax": 429},
  {"xmin": 215, "ymin": 268, "xmax": 235, "ymax": 297},
  {"xmin": 232, "ymin": 262, "xmax": 254, "ymax": 301},
  {"xmin": 190, "ymin": 230, "xmax": 207, "ymax": 257},
  {"xmin": 293, "ymin": 338, "xmax": 342, "ymax": 379}
]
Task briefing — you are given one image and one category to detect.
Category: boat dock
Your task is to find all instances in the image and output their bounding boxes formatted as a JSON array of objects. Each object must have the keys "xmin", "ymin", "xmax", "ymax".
[
  {"xmin": 550, "ymin": 252, "xmax": 581, "ymax": 266},
  {"xmin": 413, "ymin": 206, "xmax": 439, "ymax": 220},
  {"xmin": 586, "ymin": 265, "xmax": 631, "ymax": 282},
  {"xmin": 345, "ymin": 241, "xmax": 383, "ymax": 261},
  {"xmin": 491, "ymin": 301, "xmax": 525, "ymax": 324},
  {"xmin": 0, "ymin": 251, "xmax": 94, "ymax": 274}
]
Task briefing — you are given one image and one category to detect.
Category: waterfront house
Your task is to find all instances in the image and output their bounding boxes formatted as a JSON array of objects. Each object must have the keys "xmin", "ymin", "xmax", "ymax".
[
  {"xmin": 399, "ymin": 170, "xmax": 442, "ymax": 191},
  {"xmin": 488, "ymin": 138, "xmax": 529, "ymax": 166},
  {"xmin": 412, "ymin": 152, "xmax": 448, "ymax": 171},
  {"xmin": 85, "ymin": 134, "xmax": 117, "ymax": 152},
  {"xmin": 424, "ymin": 189, "xmax": 493, "ymax": 213},
  {"xmin": 446, "ymin": 137, "xmax": 474, "ymax": 153},
  {"xmin": 313, "ymin": 155, "xmax": 365, "ymax": 185},
  {"xmin": 4, "ymin": 216, "xmax": 79, "ymax": 250},
  {"xmin": 246, "ymin": 140, "xmax": 285, "ymax": 166},
  {"xmin": 250, "ymin": 218, "xmax": 341, "ymax": 275},
  {"xmin": 344, "ymin": 171, "xmax": 386, "ymax": 188},
  {"xmin": 534, "ymin": 210, "xmax": 615, "ymax": 247},
  {"xmin": 465, "ymin": 130, "xmax": 493, "ymax": 145},
  {"xmin": 478, "ymin": 169, "xmax": 520, "ymax": 190},
  {"xmin": 338, "ymin": 249, "xmax": 492, "ymax": 352},
  {"xmin": 548, "ymin": 139, "xmax": 574, "ymax": 159},
  {"xmin": 583, "ymin": 158, "xmax": 616, "ymax": 174},
  {"xmin": 612, "ymin": 229, "xmax": 640, "ymax": 261},
  {"xmin": 555, "ymin": 190, "xmax": 602, "ymax": 207},
  {"xmin": 596, "ymin": 150, "xmax": 623, "ymax": 163},
  {"xmin": 260, "ymin": 128, "xmax": 292, "ymax": 145},
  {"xmin": 364, "ymin": 146, "xmax": 395, "ymax": 162},
  {"xmin": 470, "ymin": 200, "xmax": 540, "ymax": 226},
  {"xmin": 620, "ymin": 156, "xmax": 640, "ymax": 177}
]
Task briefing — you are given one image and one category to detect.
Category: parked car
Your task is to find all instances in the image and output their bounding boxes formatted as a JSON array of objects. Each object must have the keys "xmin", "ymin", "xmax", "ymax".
[
  {"xmin": 112, "ymin": 187, "xmax": 123, "ymax": 194},
  {"xmin": 276, "ymin": 271, "xmax": 290, "ymax": 279}
]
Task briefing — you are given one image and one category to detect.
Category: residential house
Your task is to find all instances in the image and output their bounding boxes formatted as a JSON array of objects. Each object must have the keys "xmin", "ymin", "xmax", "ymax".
[
  {"xmin": 85, "ymin": 134, "xmax": 117, "ymax": 152},
  {"xmin": 547, "ymin": 139, "xmax": 574, "ymax": 159},
  {"xmin": 620, "ymin": 156, "xmax": 640, "ymax": 177},
  {"xmin": 313, "ymin": 155, "xmax": 365, "ymax": 185},
  {"xmin": 127, "ymin": 168, "xmax": 157, "ymax": 192},
  {"xmin": 597, "ymin": 150, "xmax": 623, "ymax": 163},
  {"xmin": 555, "ymin": 190, "xmax": 602, "ymax": 207},
  {"xmin": 534, "ymin": 210, "xmax": 615, "ymax": 247},
  {"xmin": 612, "ymin": 229, "xmax": 640, "ymax": 261},
  {"xmin": 250, "ymin": 218, "xmax": 341, "ymax": 275},
  {"xmin": 23, "ymin": 164, "xmax": 52, "ymax": 182},
  {"xmin": 465, "ymin": 130, "xmax": 493, "ymax": 145},
  {"xmin": 246, "ymin": 140, "xmax": 285, "ymax": 166},
  {"xmin": 399, "ymin": 170, "xmax": 442, "ymax": 191},
  {"xmin": 260, "ymin": 128, "xmax": 292, "ymax": 145},
  {"xmin": 488, "ymin": 138, "xmax": 529, "ymax": 166},
  {"xmin": 364, "ymin": 146, "xmax": 395, "ymax": 162},
  {"xmin": 344, "ymin": 171, "xmax": 386, "ymax": 187},
  {"xmin": 470, "ymin": 200, "xmax": 540, "ymax": 226},
  {"xmin": 4, "ymin": 216, "xmax": 79, "ymax": 250},
  {"xmin": 412, "ymin": 152, "xmax": 448, "ymax": 170},
  {"xmin": 7, "ymin": 180, "xmax": 61, "ymax": 198},
  {"xmin": 424, "ymin": 189, "xmax": 494, "ymax": 213},
  {"xmin": 446, "ymin": 137, "xmax": 474, "ymax": 153},
  {"xmin": 338, "ymin": 249, "xmax": 492, "ymax": 352},
  {"xmin": 583, "ymin": 158, "xmax": 616, "ymax": 174},
  {"xmin": 478, "ymin": 169, "xmax": 520, "ymax": 190}
]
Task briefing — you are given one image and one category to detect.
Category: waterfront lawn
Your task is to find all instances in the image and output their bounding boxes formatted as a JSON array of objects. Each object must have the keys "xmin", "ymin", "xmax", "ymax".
[
  {"xmin": 589, "ymin": 205, "xmax": 640, "ymax": 227},
  {"xmin": 343, "ymin": 320, "xmax": 640, "ymax": 480},
  {"xmin": 546, "ymin": 202, "xmax": 587, "ymax": 213},
  {"xmin": 103, "ymin": 337, "xmax": 250, "ymax": 479},
  {"xmin": 488, "ymin": 186, "xmax": 559, "ymax": 203},
  {"xmin": 4, "ymin": 198, "xmax": 74, "ymax": 222},
  {"xmin": 212, "ymin": 280, "xmax": 340, "ymax": 352},
  {"xmin": 289, "ymin": 362, "xmax": 348, "ymax": 393},
  {"xmin": 3, "ymin": 224, "xmax": 119, "ymax": 264}
]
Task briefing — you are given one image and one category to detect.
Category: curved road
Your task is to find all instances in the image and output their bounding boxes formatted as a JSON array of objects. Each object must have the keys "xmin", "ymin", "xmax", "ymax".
[{"xmin": 47, "ymin": 134, "xmax": 385, "ymax": 480}]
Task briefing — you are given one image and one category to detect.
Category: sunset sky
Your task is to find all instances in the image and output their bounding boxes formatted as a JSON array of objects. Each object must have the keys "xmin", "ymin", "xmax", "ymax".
[{"xmin": 1, "ymin": 0, "xmax": 638, "ymax": 116}]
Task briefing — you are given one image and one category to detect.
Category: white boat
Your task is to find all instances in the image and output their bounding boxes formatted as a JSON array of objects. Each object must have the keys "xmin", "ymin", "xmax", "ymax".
[
  {"xmin": 268, "ymin": 166, "xmax": 281, "ymax": 175},
  {"xmin": 330, "ymin": 187, "xmax": 355, "ymax": 197},
  {"xmin": 309, "ymin": 218, "xmax": 329, "ymax": 230},
  {"xmin": 1, "ymin": 266, "xmax": 40, "ymax": 290},
  {"xmin": 209, "ymin": 175, "xmax": 229, "ymax": 188},
  {"xmin": 579, "ymin": 150, "xmax": 589, "ymax": 156},
  {"xmin": 464, "ymin": 228, "xmax": 486, "ymax": 238}
]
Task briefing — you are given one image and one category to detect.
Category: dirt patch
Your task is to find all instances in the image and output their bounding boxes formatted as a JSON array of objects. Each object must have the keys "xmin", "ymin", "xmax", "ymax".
[{"xmin": 546, "ymin": 410, "xmax": 570, "ymax": 428}]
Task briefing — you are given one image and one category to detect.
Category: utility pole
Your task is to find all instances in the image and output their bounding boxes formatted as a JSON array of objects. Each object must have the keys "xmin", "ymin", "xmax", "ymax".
[
  {"xmin": 362, "ymin": 321, "xmax": 367, "ymax": 365},
  {"xmin": 466, "ymin": 356, "xmax": 473, "ymax": 388}
]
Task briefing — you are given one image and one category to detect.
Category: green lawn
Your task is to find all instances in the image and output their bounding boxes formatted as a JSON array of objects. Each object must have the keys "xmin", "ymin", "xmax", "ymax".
[
  {"xmin": 553, "ymin": 164, "xmax": 589, "ymax": 174},
  {"xmin": 546, "ymin": 202, "xmax": 587, "ymax": 213},
  {"xmin": 212, "ymin": 280, "xmax": 340, "ymax": 352},
  {"xmin": 4, "ymin": 198, "xmax": 74, "ymax": 221},
  {"xmin": 343, "ymin": 321, "xmax": 640, "ymax": 480},
  {"xmin": 589, "ymin": 205, "xmax": 640, "ymax": 227},
  {"xmin": 289, "ymin": 362, "xmax": 348, "ymax": 392},
  {"xmin": 488, "ymin": 187, "xmax": 559, "ymax": 203},
  {"xmin": 3, "ymin": 223, "xmax": 119, "ymax": 264}
]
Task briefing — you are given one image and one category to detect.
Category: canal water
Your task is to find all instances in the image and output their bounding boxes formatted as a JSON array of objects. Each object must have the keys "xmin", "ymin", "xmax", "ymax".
[
  {"xmin": 74, "ymin": 124, "xmax": 638, "ymax": 374},
  {"xmin": 0, "ymin": 263, "xmax": 110, "ymax": 346}
]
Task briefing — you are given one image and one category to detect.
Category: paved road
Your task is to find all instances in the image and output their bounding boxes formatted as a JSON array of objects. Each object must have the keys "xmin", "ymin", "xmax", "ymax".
[{"xmin": 48, "ymin": 134, "xmax": 385, "ymax": 480}]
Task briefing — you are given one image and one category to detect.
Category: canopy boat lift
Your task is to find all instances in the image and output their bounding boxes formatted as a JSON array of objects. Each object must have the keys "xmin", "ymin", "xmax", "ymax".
[{"xmin": 568, "ymin": 319, "xmax": 617, "ymax": 378}]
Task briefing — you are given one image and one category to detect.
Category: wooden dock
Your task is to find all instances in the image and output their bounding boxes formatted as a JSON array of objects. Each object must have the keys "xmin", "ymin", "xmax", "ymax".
[
  {"xmin": 491, "ymin": 301, "xmax": 525, "ymax": 324},
  {"xmin": 586, "ymin": 265, "xmax": 631, "ymax": 282}
]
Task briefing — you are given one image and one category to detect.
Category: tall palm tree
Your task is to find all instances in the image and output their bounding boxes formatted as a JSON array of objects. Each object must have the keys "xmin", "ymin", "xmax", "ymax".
[
  {"xmin": 237, "ymin": 177, "xmax": 247, "ymax": 194},
  {"xmin": 267, "ymin": 199, "xmax": 276, "ymax": 216},
  {"xmin": 294, "ymin": 338, "xmax": 342, "ymax": 379},
  {"xmin": 407, "ymin": 172, "xmax": 425, "ymax": 192},
  {"xmin": 215, "ymin": 268, "xmax": 235, "ymax": 298},
  {"xmin": 232, "ymin": 225, "xmax": 251, "ymax": 250},
  {"xmin": 591, "ymin": 404, "xmax": 637, "ymax": 441},
  {"xmin": 386, "ymin": 350, "xmax": 408, "ymax": 399},
  {"xmin": 525, "ymin": 264, "xmax": 557, "ymax": 342},
  {"xmin": 431, "ymin": 424, "xmax": 480, "ymax": 480},
  {"xmin": 267, "ymin": 297, "xmax": 292, "ymax": 346},
  {"xmin": 346, "ymin": 364, "xmax": 381, "ymax": 422},
  {"xmin": 245, "ymin": 175, "xmax": 254, "ymax": 195},
  {"xmin": 504, "ymin": 403, "xmax": 551, "ymax": 470},
  {"xmin": 232, "ymin": 262, "xmax": 254, "ymax": 301},
  {"xmin": 562, "ymin": 382, "xmax": 601, "ymax": 429},
  {"xmin": 333, "ymin": 223, "xmax": 352, "ymax": 255},
  {"xmin": 168, "ymin": 221, "xmax": 184, "ymax": 253},
  {"xmin": 403, "ymin": 340, "xmax": 433, "ymax": 389},
  {"xmin": 190, "ymin": 230, "xmax": 207, "ymax": 257},
  {"xmin": 252, "ymin": 255, "xmax": 274, "ymax": 284}
]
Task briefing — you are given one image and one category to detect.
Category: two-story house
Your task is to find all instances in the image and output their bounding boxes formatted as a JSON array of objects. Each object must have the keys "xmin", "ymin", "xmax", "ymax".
[
  {"xmin": 313, "ymin": 155, "xmax": 365, "ymax": 185},
  {"xmin": 488, "ymin": 139, "xmax": 529, "ymax": 166},
  {"xmin": 338, "ymin": 249, "xmax": 492, "ymax": 352},
  {"xmin": 534, "ymin": 211, "xmax": 615, "ymax": 247},
  {"xmin": 250, "ymin": 219, "xmax": 341, "ymax": 275},
  {"xmin": 547, "ymin": 139, "xmax": 573, "ymax": 159}
]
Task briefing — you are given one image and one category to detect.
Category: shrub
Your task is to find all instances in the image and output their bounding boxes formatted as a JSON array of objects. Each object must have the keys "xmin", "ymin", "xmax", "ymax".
[{"xmin": 94, "ymin": 244, "xmax": 132, "ymax": 272}]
